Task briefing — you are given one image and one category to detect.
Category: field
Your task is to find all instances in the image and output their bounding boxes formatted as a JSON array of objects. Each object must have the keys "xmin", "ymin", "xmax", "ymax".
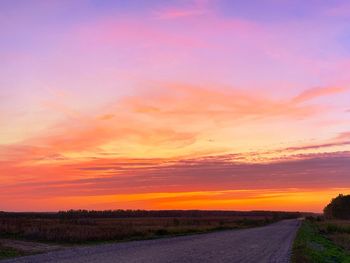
[
  {"xmin": 292, "ymin": 219, "xmax": 350, "ymax": 263},
  {"xmin": 0, "ymin": 210, "xmax": 300, "ymax": 244},
  {"xmin": 0, "ymin": 219, "xmax": 301, "ymax": 263},
  {"xmin": 0, "ymin": 210, "xmax": 300, "ymax": 260}
]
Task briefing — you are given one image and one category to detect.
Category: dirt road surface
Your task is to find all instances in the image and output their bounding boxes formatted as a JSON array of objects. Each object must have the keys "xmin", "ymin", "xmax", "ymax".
[{"xmin": 2, "ymin": 219, "xmax": 300, "ymax": 263}]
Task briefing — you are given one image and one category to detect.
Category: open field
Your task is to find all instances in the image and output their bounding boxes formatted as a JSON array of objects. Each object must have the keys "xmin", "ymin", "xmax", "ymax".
[
  {"xmin": 0, "ymin": 210, "xmax": 300, "ymax": 244},
  {"xmin": 292, "ymin": 219, "xmax": 350, "ymax": 263},
  {"xmin": 0, "ymin": 210, "xmax": 300, "ymax": 260},
  {"xmin": 1, "ymin": 219, "xmax": 300, "ymax": 263}
]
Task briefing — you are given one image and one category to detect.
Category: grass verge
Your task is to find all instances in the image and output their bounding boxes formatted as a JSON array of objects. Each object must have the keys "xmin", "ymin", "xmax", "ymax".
[
  {"xmin": 0, "ymin": 245, "xmax": 25, "ymax": 260},
  {"xmin": 292, "ymin": 220, "xmax": 350, "ymax": 263}
]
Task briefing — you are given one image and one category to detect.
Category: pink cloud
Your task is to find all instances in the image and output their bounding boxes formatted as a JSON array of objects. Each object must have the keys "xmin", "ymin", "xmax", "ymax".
[
  {"xmin": 153, "ymin": 8, "xmax": 207, "ymax": 19},
  {"xmin": 152, "ymin": 0, "xmax": 211, "ymax": 20},
  {"xmin": 2, "ymin": 83, "xmax": 345, "ymax": 163},
  {"xmin": 1, "ymin": 151, "xmax": 349, "ymax": 201},
  {"xmin": 325, "ymin": 3, "xmax": 350, "ymax": 17},
  {"xmin": 292, "ymin": 86, "xmax": 348, "ymax": 103}
]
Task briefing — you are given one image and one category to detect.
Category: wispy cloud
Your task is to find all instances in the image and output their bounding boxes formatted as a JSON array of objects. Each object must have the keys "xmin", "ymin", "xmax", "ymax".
[
  {"xmin": 2, "ymin": 83, "xmax": 348, "ymax": 165},
  {"xmin": 291, "ymin": 86, "xmax": 348, "ymax": 103},
  {"xmin": 1, "ymin": 0, "xmax": 350, "ymax": 212},
  {"xmin": 153, "ymin": 8, "xmax": 207, "ymax": 19},
  {"xmin": 121, "ymin": 84, "xmax": 318, "ymax": 122},
  {"xmin": 325, "ymin": 2, "xmax": 350, "ymax": 17},
  {"xmin": 1, "ymin": 151, "xmax": 349, "ymax": 212},
  {"xmin": 152, "ymin": 0, "xmax": 209, "ymax": 20},
  {"xmin": 335, "ymin": 131, "xmax": 350, "ymax": 140},
  {"xmin": 284, "ymin": 141, "xmax": 350, "ymax": 152}
]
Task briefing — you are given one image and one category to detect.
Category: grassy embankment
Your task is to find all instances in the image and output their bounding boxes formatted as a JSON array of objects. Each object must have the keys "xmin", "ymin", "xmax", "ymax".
[{"xmin": 292, "ymin": 219, "xmax": 350, "ymax": 263}]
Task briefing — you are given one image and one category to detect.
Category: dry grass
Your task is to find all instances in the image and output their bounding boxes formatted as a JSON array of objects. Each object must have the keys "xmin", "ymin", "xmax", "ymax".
[
  {"xmin": 0, "ymin": 210, "xmax": 301, "ymax": 244},
  {"xmin": 0, "ymin": 244, "xmax": 26, "ymax": 260},
  {"xmin": 292, "ymin": 220, "xmax": 350, "ymax": 263},
  {"xmin": 0, "ymin": 216, "xmax": 274, "ymax": 243},
  {"xmin": 317, "ymin": 220, "xmax": 350, "ymax": 252}
]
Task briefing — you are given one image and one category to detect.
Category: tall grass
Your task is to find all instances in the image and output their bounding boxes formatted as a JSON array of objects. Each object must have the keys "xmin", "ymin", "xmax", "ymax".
[
  {"xmin": 0, "ymin": 213, "xmax": 286, "ymax": 243},
  {"xmin": 292, "ymin": 220, "xmax": 350, "ymax": 263},
  {"xmin": 317, "ymin": 220, "xmax": 350, "ymax": 251},
  {"xmin": 0, "ymin": 245, "xmax": 25, "ymax": 260}
]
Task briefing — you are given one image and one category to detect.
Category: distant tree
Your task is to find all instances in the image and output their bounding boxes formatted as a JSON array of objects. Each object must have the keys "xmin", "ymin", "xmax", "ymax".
[{"xmin": 324, "ymin": 194, "xmax": 350, "ymax": 220}]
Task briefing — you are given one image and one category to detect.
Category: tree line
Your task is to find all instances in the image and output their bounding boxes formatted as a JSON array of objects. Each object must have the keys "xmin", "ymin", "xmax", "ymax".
[
  {"xmin": 324, "ymin": 194, "xmax": 350, "ymax": 220},
  {"xmin": 0, "ymin": 210, "xmax": 302, "ymax": 219}
]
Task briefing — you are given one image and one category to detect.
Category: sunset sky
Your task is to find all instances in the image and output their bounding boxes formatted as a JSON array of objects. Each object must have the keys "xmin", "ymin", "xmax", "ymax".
[{"xmin": 1, "ymin": 0, "xmax": 350, "ymax": 212}]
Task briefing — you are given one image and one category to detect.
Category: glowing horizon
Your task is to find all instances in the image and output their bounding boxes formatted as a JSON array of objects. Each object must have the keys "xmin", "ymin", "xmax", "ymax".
[{"xmin": 1, "ymin": 0, "xmax": 350, "ymax": 212}]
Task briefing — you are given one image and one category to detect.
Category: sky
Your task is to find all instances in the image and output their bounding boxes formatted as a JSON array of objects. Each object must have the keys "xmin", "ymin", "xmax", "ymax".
[{"xmin": 0, "ymin": 0, "xmax": 350, "ymax": 212}]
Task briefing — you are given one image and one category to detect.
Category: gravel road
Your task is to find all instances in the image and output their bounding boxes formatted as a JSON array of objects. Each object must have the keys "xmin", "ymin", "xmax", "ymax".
[{"xmin": 2, "ymin": 219, "xmax": 300, "ymax": 263}]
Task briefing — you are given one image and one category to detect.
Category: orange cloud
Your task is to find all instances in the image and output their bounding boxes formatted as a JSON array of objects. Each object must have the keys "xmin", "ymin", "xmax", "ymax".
[
  {"xmin": 121, "ymin": 84, "xmax": 318, "ymax": 124},
  {"xmin": 1, "ymin": 139, "xmax": 350, "ymax": 212},
  {"xmin": 3, "ymin": 83, "xmax": 346, "ymax": 166},
  {"xmin": 292, "ymin": 86, "xmax": 348, "ymax": 103},
  {"xmin": 335, "ymin": 131, "xmax": 350, "ymax": 140},
  {"xmin": 1, "ymin": 83, "xmax": 349, "ymax": 212}
]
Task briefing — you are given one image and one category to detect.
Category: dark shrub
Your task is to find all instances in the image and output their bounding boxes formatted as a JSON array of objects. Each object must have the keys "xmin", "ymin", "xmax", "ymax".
[
  {"xmin": 155, "ymin": 229, "xmax": 168, "ymax": 235},
  {"xmin": 324, "ymin": 194, "xmax": 350, "ymax": 220}
]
